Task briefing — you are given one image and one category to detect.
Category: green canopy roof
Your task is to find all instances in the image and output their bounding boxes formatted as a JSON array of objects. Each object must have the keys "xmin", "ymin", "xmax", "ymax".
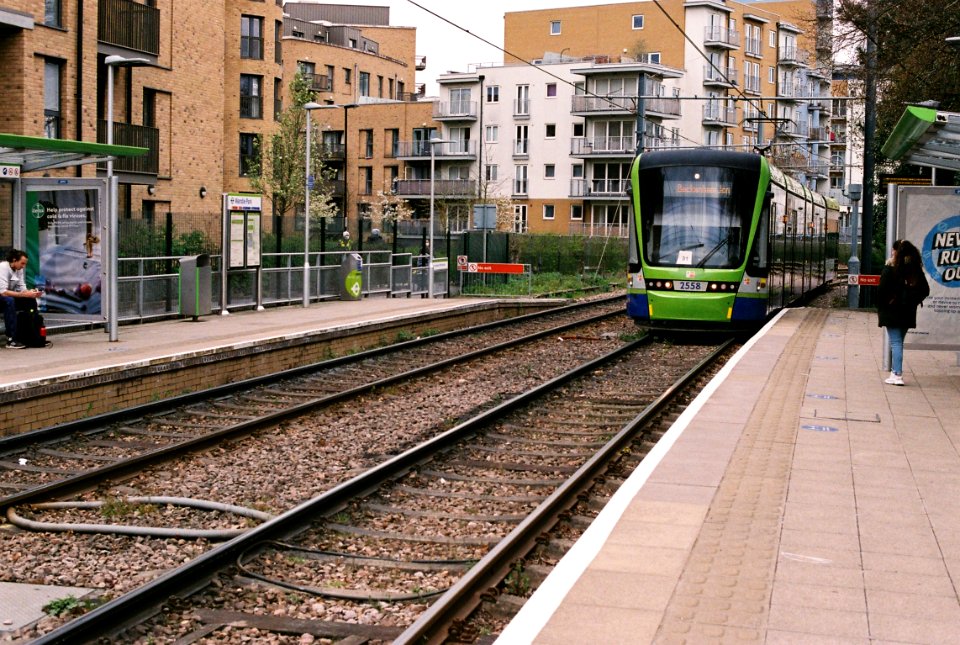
[
  {"xmin": 0, "ymin": 133, "xmax": 147, "ymax": 173},
  {"xmin": 881, "ymin": 106, "xmax": 960, "ymax": 172}
]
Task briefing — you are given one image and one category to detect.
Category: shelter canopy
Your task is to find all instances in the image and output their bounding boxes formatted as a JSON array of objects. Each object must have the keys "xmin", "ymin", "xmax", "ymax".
[
  {"xmin": 0, "ymin": 133, "xmax": 146, "ymax": 173},
  {"xmin": 881, "ymin": 106, "xmax": 960, "ymax": 172}
]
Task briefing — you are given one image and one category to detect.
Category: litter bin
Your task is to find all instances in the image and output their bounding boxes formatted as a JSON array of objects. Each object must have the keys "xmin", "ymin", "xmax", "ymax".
[
  {"xmin": 180, "ymin": 254, "xmax": 212, "ymax": 320},
  {"xmin": 339, "ymin": 253, "xmax": 363, "ymax": 301}
]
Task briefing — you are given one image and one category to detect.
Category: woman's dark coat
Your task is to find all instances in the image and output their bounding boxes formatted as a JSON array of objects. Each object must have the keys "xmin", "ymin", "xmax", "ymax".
[{"xmin": 877, "ymin": 264, "xmax": 930, "ymax": 330}]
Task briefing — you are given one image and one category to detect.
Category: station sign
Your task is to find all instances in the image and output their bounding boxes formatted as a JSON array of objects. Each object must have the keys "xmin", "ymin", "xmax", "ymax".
[{"xmin": 227, "ymin": 193, "xmax": 262, "ymax": 211}]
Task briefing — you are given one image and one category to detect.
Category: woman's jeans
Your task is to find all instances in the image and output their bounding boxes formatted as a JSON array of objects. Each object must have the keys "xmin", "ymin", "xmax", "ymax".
[{"xmin": 886, "ymin": 326, "xmax": 906, "ymax": 375}]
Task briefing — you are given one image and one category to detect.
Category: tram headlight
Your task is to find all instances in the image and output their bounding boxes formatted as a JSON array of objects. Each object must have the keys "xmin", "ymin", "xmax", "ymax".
[{"xmin": 664, "ymin": 281, "xmax": 672, "ymax": 290}]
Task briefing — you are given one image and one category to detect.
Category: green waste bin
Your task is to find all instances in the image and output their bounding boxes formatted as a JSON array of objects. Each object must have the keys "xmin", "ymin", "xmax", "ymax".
[
  {"xmin": 179, "ymin": 254, "xmax": 212, "ymax": 319},
  {"xmin": 339, "ymin": 253, "xmax": 363, "ymax": 301}
]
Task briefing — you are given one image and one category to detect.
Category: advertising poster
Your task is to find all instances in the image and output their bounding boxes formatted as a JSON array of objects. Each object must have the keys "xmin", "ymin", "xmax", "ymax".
[
  {"xmin": 898, "ymin": 186, "xmax": 960, "ymax": 350},
  {"xmin": 24, "ymin": 186, "xmax": 103, "ymax": 318}
]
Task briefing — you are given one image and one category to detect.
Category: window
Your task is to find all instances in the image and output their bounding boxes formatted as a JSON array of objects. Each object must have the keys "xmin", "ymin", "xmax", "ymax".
[
  {"xmin": 516, "ymin": 85, "xmax": 530, "ymax": 116},
  {"xmin": 325, "ymin": 65, "xmax": 335, "ymax": 92},
  {"xmin": 572, "ymin": 164, "xmax": 583, "ymax": 178},
  {"xmin": 486, "ymin": 85, "xmax": 500, "ymax": 103},
  {"xmin": 359, "ymin": 71, "xmax": 370, "ymax": 97},
  {"xmin": 344, "ymin": 67, "xmax": 352, "ymax": 84},
  {"xmin": 485, "ymin": 125, "xmax": 499, "ymax": 143},
  {"xmin": 239, "ymin": 133, "xmax": 260, "ymax": 176},
  {"xmin": 632, "ymin": 15, "xmax": 644, "ymax": 30},
  {"xmin": 514, "ymin": 165, "xmax": 528, "ymax": 195},
  {"xmin": 485, "ymin": 164, "xmax": 498, "ymax": 181},
  {"xmin": 514, "ymin": 205, "xmax": 528, "ymax": 233},
  {"xmin": 273, "ymin": 78, "xmax": 282, "ymax": 120},
  {"xmin": 241, "ymin": 15, "xmax": 264, "ymax": 59},
  {"xmin": 768, "ymin": 66, "xmax": 775, "ymax": 84},
  {"xmin": 544, "ymin": 164, "xmax": 555, "ymax": 179},
  {"xmin": 571, "ymin": 204, "xmax": 583, "ymax": 221},
  {"xmin": 386, "ymin": 129, "xmax": 400, "ymax": 157},
  {"xmin": 515, "ymin": 125, "xmax": 529, "ymax": 155},
  {"xmin": 362, "ymin": 129, "xmax": 373, "ymax": 158},
  {"xmin": 240, "ymin": 75, "xmax": 262, "ymax": 118},
  {"xmin": 546, "ymin": 83, "xmax": 557, "ymax": 98},
  {"xmin": 550, "ymin": 20, "xmax": 561, "ymax": 35},
  {"xmin": 545, "ymin": 124, "xmax": 556, "ymax": 138},
  {"xmin": 385, "ymin": 165, "xmax": 399, "ymax": 190},
  {"xmin": 360, "ymin": 167, "xmax": 373, "ymax": 195},
  {"xmin": 43, "ymin": 59, "xmax": 61, "ymax": 139},
  {"xmin": 44, "ymin": 0, "xmax": 61, "ymax": 27},
  {"xmin": 645, "ymin": 52, "xmax": 661, "ymax": 64},
  {"xmin": 573, "ymin": 122, "xmax": 585, "ymax": 137},
  {"xmin": 450, "ymin": 87, "xmax": 471, "ymax": 114},
  {"xmin": 378, "ymin": 75, "xmax": 384, "ymax": 98},
  {"xmin": 275, "ymin": 20, "xmax": 282, "ymax": 63},
  {"xmin": 543, "ymin": 204, "xmax": 555, "ymax": 220},
  {"xmin": 769, "ymin": 30, "xmax": 777, "ymax": 47}
]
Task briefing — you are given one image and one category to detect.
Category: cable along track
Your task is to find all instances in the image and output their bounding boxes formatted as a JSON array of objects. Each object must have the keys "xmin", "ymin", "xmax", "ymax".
[
  {"xmin": 0, "ymin": 296, "xmax": 623, "ymax": 509},
  {"xmin": 29, "ymin": 336, "xmax": 733, "ymax": 644}
]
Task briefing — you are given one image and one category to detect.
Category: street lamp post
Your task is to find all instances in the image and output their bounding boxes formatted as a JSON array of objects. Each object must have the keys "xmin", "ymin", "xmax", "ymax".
[
  {"xmin": 104, "ymin": 55, "xmax": 150, "ymax": 341},
  {"xmin": 846, "ymin": 183, "xmax": 863, "ymax": 308},
  {"xmin": 302, "ymin": 101, "xmax": 321, "ymax": 307},
  {"xmin": 428, "ymin": 137, "xmax": 452, "ymax": 298}
]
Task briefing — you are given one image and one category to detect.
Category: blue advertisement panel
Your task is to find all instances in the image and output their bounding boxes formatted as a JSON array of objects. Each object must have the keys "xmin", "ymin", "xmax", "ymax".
[
  {"xmin": 898, "ymin": 186, "xmax": 960, "ymax": 350},
  {"xmin": 24, "ymin": 182, "xmax": 104, "ymax": 318}
]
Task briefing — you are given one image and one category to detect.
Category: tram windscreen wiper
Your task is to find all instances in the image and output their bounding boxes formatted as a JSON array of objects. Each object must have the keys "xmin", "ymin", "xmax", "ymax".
[{"xmin": 696, "ymin": 234, "xmax": 731, "ymax": 267}]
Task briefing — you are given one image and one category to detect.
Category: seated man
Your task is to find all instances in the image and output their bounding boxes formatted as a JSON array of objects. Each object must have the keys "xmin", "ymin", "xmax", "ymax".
[{"xmin": 1, "ymin": 248, "xmax": 43, "ymax": 349}]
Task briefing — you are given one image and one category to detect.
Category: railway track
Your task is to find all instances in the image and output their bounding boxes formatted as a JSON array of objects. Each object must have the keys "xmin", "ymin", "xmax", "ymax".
[
  {"xmin": 0, "ymin": 295, "xmax": 623, "ymax": 509},
  {"xmin": 22, "ymin": 333, "xmax": 735, "ymax": 644}
]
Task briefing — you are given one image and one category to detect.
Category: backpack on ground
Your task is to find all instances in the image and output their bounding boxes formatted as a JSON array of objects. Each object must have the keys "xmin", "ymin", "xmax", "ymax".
[{"xmin": 14, "ymin": 302, "xmax": 49, "ymax": 348}]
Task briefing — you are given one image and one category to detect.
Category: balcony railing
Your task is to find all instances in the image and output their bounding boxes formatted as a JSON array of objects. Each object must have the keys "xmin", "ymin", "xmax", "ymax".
[
  {"xmin": 644, "ymin": 96, "xmax": 682, "ymax": 119},
  {"xmin": 98, "ymin": 0, "xmax": 160, "ymax": 56},
  {"xmin": 570, "ymin": 136, "xmax": 636, "ymax": 156},
  {"xmin": 778, "ymin": 46, "xmax": 808, "ymax": 66},
  {"xmin": 96, "ymin": 120, "xmax": 159, "ymax": 174},
  {"xmin": 570, "ymin": 178, "xmax": 628, "ymax": 197},
  {"xmin": 303, "ymin": 73, "xmax": 332, "ymax": 92},
  {"xmin": 393, "ymin": 179, "xmax": 476, "ymax": 198},
  {"xmin": 394, "ymin": 141, "xmax": 476, "ymax": 158},
  {"xmin": 513, "ymin": 99, "xmax": 531, "ymax": 118},
  {"xmin": 571, "ymin": 95, "xmax": 634, "ymax": 114},
  {"xmin": 704, "ymin": 26, "xmax": 740, "ymax": 48},
  {"xmin": 433, "ymin": 101, "xmax": 477, "ymax": 119},
  {"xmin": 702, "ymin": 105, "xmax": 737, "ymax": 126}
]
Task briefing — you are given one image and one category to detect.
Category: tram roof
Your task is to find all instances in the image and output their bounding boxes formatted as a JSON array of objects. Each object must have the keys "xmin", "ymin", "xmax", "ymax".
[
  {"xmin": 881, "ymin": 107, "xmax": 960, "ymax": 173},
  {"xmin": 0, "ymin": 133, "xmax": 147, "ymax": 173}
]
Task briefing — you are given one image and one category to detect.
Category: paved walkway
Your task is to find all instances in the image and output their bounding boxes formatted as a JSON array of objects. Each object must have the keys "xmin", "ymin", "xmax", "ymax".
[{"xmin": 498, "ymin": 308, "xmax": 960, "ymax": 644}]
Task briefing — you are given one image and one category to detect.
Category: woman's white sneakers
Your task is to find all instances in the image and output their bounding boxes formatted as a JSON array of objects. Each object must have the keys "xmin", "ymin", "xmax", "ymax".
[{"xmin": 884, "ymin": 372, "xmax": 905, "ymax": 386}]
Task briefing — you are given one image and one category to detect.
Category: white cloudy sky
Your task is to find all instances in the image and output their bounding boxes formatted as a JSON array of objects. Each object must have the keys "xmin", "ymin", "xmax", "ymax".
[{"xmin": 334, "ymin": 0, "xmax": 620, "ymax": 94}]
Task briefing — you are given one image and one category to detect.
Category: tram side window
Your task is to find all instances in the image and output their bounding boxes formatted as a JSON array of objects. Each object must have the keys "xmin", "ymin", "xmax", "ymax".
[{"xmin": 748, "ymin": 191, "xmax": 771, "ymax": 275}]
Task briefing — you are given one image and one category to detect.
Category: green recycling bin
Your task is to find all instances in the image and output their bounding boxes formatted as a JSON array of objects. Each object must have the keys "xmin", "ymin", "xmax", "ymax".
[{"xmin": 339, "ymin": 253, "xmax": 363, "ymax": 301}]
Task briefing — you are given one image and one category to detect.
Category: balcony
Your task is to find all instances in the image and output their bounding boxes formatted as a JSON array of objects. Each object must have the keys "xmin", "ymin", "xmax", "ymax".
[
  {"xmin": 571, "ymin": 95, "xmax": 634, "ymax": 116},
  {"xmin": 303, "ymin": 73, "xmax": 332, "ymax": 92},
  {"xmin": 570, "ymin": 178, "xmax": 628, "ymax": 199},
  {"xmin": 96, "ymin": 119, "xmax": 159, "ymax": 176},
  {"xmin": 318, "ymin": 143, "xmax": 345, "ymax": 161},
  {"xmin": 570, "ymin": 136, "xmax": 636, "ymax": 157},
  {"xmin": 393, "ymin": 179, "xmax": 476, "ymax": 199},
  {"xmin": 415, "ymin": 55, "xmax": 426, "ymax": 71},
  {"xmin": 98, "ymin": 0, "xmax": 160, "ymax": 58},
  {"xmin": 702, "ymin": 105, "xmax": 737, "ymax": 127},
  {"xmin": 778, "ymin": 46, "xmax": 808, "ymax": 67},
  {"xmin": 704, "ymin": 26, "xmax": 740, "ymax": 49},
  {"xmin": 394, "ymin": 140, "xmax": 476, "ymax": 161},
  {"xmin": 513, "ymin": 139, "xmax": 529, "ymax": 159},
  {"xmin": 642, "ymin": 136, "xmax": 681, "ymax": 151},
  {"xmin": 644, "ymin": 96, "xmax": 682, "ymax": 119},
  {"xmin": 433, "ymin": 101, "xmax": 477, "ymax": 121},
  {"xmin": 703, "ymin": 65, "xmax": 737, "ymax": 88}
]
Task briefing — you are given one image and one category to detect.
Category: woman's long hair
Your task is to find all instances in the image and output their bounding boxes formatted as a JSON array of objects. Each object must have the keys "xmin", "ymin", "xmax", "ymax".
[{"xmin": 893, "ymin": 240, "xmax": 924, "ymax": 287}]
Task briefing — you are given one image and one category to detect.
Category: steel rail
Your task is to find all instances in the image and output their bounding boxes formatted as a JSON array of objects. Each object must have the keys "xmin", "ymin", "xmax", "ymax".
[
  {"xmin": 31, "ymin": 333, "xmax": 651, "ymax": 644},
  {"xmin": 1, "ymin": 304, "xmax": 623, "ymax": 511},
  {"xmin": 0, "ymin": 294, "xmax": 622, "ymax": 453},
  {"xmin": 395, "ymin": 337, "xmax": 734, "ymax": 643}
]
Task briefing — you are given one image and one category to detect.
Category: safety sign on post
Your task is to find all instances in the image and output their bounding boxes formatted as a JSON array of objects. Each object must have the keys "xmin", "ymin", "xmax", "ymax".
[{"xmin": 847, "ymin": 274, "xmax": 880, "ymax": 286}]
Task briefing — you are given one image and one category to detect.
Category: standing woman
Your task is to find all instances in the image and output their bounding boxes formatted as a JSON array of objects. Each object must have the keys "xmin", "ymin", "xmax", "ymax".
[{"xmin": 877, "ymin": 239, "xmax": 929, "ymax": 386}]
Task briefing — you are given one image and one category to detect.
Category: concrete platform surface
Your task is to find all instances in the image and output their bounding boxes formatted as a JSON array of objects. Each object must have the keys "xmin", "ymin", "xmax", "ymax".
[{"xmin": 498, "ymin": 307, "xmax": 960, "ymax": 644}]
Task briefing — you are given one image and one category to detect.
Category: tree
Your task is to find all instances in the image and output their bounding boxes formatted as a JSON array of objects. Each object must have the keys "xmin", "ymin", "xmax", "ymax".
[{"xmin": 247, "ymin": 72, "xmax": 338, "ymax": 237}]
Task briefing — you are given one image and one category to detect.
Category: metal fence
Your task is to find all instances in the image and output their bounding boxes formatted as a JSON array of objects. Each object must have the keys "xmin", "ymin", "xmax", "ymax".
[{"xmin": 116, "ymin": 251, "xmax": 447, "ymax": 321}]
